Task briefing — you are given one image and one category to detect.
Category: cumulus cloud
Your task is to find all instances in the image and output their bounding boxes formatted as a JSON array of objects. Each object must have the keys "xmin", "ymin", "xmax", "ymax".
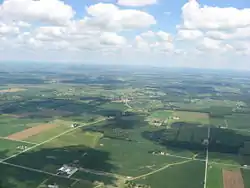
[
  {"xmin": 85, "ymin": 3, "xmax": 156, "ymax": 31},
  {"xmin": 0, "ymin": 0, "xmax": 75, "ymax": 25},
  {"xmin": 135, "ymin": 30, "xmax": 174, "ymax": 53},
  {"xmin": 117, "ymin": 0, "xmax": 157, "ymax": 7},
  {"xmin": 178, "ymin": 0, "xmax": 250, "ymax": 55},
  {"xmin": 181, "ymin": 0, "xmax": 250, "ymax": 30}
]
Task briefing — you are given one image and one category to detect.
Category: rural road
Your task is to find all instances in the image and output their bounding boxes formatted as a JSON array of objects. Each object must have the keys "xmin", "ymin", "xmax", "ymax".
[
  {"xmin": 203, "ymin": 126, "xmax": 211, "ymax": 188},
  {"xmin": 0, "ymin": 118, "xmax": 106, "ymax": 163}
]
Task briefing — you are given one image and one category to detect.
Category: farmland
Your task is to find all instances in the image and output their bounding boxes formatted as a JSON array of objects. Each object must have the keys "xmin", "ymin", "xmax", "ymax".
[{"xmin": 1, "ymin": 63, "xmax": 250, "ymax": 188}]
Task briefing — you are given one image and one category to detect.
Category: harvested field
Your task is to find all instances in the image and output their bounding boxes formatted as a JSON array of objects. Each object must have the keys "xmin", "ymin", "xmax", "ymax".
[
  {"xmin": 0, "ymin": 88, "xmax": 26, "ymax": 93},
  {"xmin": 223, "ymin": 170, "xmax": 244, "ymax": 188},
  {"xmin": 6, "ymin": 123, "xmax": 58, "ymax": 140}
]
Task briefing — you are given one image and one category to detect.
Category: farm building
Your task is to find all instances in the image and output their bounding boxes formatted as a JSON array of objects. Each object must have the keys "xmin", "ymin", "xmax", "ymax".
[
  {"xmin": 48, "ymin": 184, "xmax": 59, "ymax": 188},
  {"xmin": 58, "ymin": 165, "xmax": 78, "ymax": 177},
  {"xmin": 173, "ymin": 116, "xmax": 180, "ymax": 120},
  {"xmin": 71, "ymin": 123, "xmax": 80, "ymax": 128}
]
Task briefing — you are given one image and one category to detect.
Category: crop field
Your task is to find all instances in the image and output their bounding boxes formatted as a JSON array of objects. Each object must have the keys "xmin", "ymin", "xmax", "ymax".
[
  {"xmin": 24, "ymin": 119, "xmax": 76, "ymax": 143},
  {"xmin": 0, "ymin": 138, "xmax": 34, "ymax": 159},
  {"xmin": 225, "ymin": 114, "xmax": 250, "ymax": 129},
  {"xmin": 42, "ymin": 129, "xmax": 104, "ymax": 148},
  {"xmin": 132, "ymin": 160, "xmax": 205, "ymax": 188},
  {"xmin": 223, "ymin": 169, "xmax": 244, "ymax": 188},
  {"xmin": 172, "ymin": 111, "xmax": 210, "ymax": 124},
  {"xmin": 0, "ymin": 88, "xmax": 26, "ymax": 93},
  {"xmin": 207, "ymin": 163, "xmax": 224, "ymax": 188},
  {"xmin": 0, "ymin": 115, "xmax": 51, "ymax": 137},
  {"xmin": 148, "ymin": 110, "xmax": 173, "ymax": 120},
  {"xmin": 0, "ymin": 163, "xmax": 93, "ymax": 188}
]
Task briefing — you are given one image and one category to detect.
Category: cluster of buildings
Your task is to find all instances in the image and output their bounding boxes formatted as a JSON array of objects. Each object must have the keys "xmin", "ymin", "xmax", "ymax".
[
  {"xmin": 57, "ymin": 165, "xmax": 78, "ymax": 177},
  {"xmin": 17, "ymin": 145, "xmax": 28, "ymax": 150}
]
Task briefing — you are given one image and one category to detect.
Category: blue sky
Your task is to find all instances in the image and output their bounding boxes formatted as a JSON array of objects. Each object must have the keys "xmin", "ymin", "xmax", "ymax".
[{"xmin": 0, "ymin": 0, "xmax": 250, "ymax": 70}]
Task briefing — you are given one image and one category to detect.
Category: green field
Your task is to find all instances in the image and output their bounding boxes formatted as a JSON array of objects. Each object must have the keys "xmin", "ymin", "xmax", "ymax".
[
  {"xmin": 132, "ymin": 160, "xmax": 205, "ymax": 188},
  {"xmin": 0, "ymin": 138, "xmax": 34, "ymax": 159},
  {"xmin": 0, "ymin": 115, "xmax": 50, "ymax": 137},
  {"xmin": 206, "ymin": 164, "xmax": 223, "ymax": 188},
  {"xmin": 24, "ymin": 119, "xmax": 75, "ymax": 143},
  {"xmin": 225, "ymin": 114, "xmax": 250, "ymax": 129},
  {"xmin": 172, "ymin": 111, "xmax": 210, "ymax": 125},
  {"xmin": 0, "ymin": 163, "xmax": 93, "ymax": 188},
  {"xmin": 42, "ymin": 129, "xmax": 103, "ymax": 148}
]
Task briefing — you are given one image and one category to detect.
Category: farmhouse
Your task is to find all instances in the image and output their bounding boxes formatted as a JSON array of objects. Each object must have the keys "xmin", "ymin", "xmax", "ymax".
[
  {"xmin": 58, "ymin": 165, "xmax": 78, "ymax": 177},
  {"xmin": 71, "ymin": 123, "xmax": 80, "ymax": 128},
  {"xmin": 48, "ymin": 184, "xmax": 59, "ymax": 188},
  {"xmin": 173, "ymin": 116, "xmax": 180, "ymax": 120}
]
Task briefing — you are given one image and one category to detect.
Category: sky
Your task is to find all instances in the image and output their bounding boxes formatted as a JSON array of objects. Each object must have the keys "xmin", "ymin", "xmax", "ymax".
[{"xmin": 0, "ymin": 0, "xmax": 250, "ymax": 70}]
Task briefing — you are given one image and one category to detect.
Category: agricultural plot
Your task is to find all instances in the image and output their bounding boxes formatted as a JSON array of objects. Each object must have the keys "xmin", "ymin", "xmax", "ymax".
[
  {"xmin": 41, "ymin": 129, "xmax": 103, "ymax": 148},
  {"xmin": 0, "ymin": 138, "xmax": 34, "ymax": 159},
  {"xmin": 0, "ymin": 163, "xmax": 50, "ymax": 188},
  {"xmin": 208, "ymin": 128, "xmax": 250, "ymax": 165},
  {"xmin": 210, "ymin": 118, "xmax": 226, "ymax": 127},
  {"xmin": 96, "ymin": 137, "xmax": 186, "ymax": 176},
  {"xmin": 149, "ymin": 110, "xmax": 173, "ymax": 120},
  {"xmin": 0, "ymin": 163, "xmax": 93, "ymax": 188},
  {"xmin": 99, "ymin": 102, "xmax": 128, "ymax": 111},
  {"xmin": 242, "ymin": 169, "xmax": 250, "ymax": 188},
  {"xmin": 142, "ymin": 125, "xmax": 208, "ymax": 159},
  {"xmin": 132, "ymin": 160, "xmax": 205, "ymax": 188},
  {"xmin": 223, "ymin": 169, "xmax": 244, "ymax": 188},
  {"xmin": 0, "ymin": 115, "xmax": 50, "ymax": 137},
  {"xmin": 225, "ymin": 114, "xmax": 250, "ymax": 129},
  {"xmin": 0, "ymin": 88, "xmax": 26, "ymax": 93},
  {"xmin": 24, "ymin": 119, "xmax": 75, "ymax": 143},
  {"xmin": 171, "ymin": 111, "xmax": 210, "ymax": 125},
  {"xmin": 206, "ymin": 163, "xmax": 224, "ymax": 188}
]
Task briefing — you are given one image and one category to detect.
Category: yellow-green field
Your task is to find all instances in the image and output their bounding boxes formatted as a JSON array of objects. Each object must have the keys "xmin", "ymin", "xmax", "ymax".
[
  {"xmin": 171, "ymin": 111, "xmax": 210, "ymax": 124},
  {"xmin": 41, "ymin": 130, "xmax": 103, "ymax": 148}
]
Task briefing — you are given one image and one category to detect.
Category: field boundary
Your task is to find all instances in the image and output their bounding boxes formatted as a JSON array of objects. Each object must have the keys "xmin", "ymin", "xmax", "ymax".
[
  {"xmin": 6, "ymin": 123, "xmax": 59, "ymax": 140},
  {"xmin": 0, "ymin": 136, "xmax": 37, "ymax": 145},
  {"xmin": 0, "ymin": 118, "xmax": 106, "ymax": 163},
  {"xmin": 130, "ymin": 159, "xmax": 192, "ymax": 181}
]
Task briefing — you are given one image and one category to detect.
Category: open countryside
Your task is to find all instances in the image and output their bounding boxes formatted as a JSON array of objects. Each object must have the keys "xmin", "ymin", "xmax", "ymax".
[{"xmin": 1, "ymin": 64, "xmax": 250, "ymax": 188}]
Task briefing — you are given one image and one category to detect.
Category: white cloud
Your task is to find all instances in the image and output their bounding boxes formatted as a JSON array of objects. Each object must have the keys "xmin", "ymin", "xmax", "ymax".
[
  {"xmin": 0, "ymin": 0, "xmax": 75, "ymax": 25},
  {"xmin": 0, "ymin": 22, "xmax": 19, "ymax": 35},
  {"xmin": 100, "ymin": 32, "xmax": 127, "ymax": 46},
  {"xmin": 181, "ymin": 0, "xmax": 250, "ymax": 30},
  {"xmin": 197, "ymin": 37, "xmax": 234, "ymax": 53},
  {"xmin": 85, "ymin": 3, "xmax": 156, "ymax": 31},
  {"xmin": 117, "ymin": 0, "xmax": 157, "ymax": 7},
  {"xmin": 135, "ymin": 31, "xmax": 174, "ymax": 53},
  {"xmin": 206, "ymin": 27, "xmax": 250, "ymax": 40},
  {"xmin": 177, "ymin": 29, "xmax": 203, "ymax": 40}
]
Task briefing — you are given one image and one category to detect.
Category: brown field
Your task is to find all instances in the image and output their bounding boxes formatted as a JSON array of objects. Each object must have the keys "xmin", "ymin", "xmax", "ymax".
[
  {"xmin": 0, "ymin": 88, "xmax": 26, "ymax": 93},
  {"xmin": 6, "ymin": 123, "xmax": 58, "ymax": 140},
  {"xmin": 223, "ymin": 170, "xmax": 244, "ymax": 188}
]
